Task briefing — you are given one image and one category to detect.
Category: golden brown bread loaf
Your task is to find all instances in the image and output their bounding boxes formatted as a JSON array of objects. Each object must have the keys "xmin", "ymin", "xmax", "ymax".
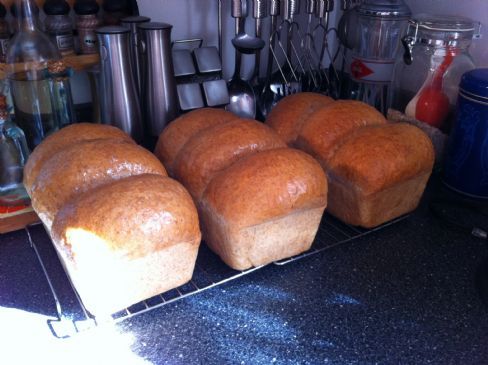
[
  {"xmin": 200, "ymin": 148, "xmax": 327, "ymax": 270},
  {"xmin": 173, "ymin": 119, "xmax": 286, "ymax": 200},
  {"xmin": 23, "ymin": 123, "xmax": 134, "ymax": 195},
  {"xmin": 266, "ymin": 96, "xmax": 434, "ymax": 227},
  {"xmin": 265, "ymin": 92, "xmax": 334, "ymax": 145},
  {"xmin": 326, "ymin": 123, "xmax": 434, "ymax": 227},
  {"xmin": 294, "ymin": 100, "xmax": 387, "ymax": 163},
  {"xmin": 154, "ymin": 108, "xmax": 237, "ymax": 175},
  {"xmin": 31, "ymin": 139, "xmax": 167, "ymax": 230},
  {"xmin": 51, "ymin": 174, "xmax": 201, "ymax": 316},
  {"xmin": 163, "ymin": 108, "xmax": 329, "ymax": 269}
]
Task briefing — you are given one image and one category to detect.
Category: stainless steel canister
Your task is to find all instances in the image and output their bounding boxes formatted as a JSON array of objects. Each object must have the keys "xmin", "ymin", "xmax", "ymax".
[
  {"xmin": 121, "ymin": 15, "xmax": 150, "ymax": 97},
  {"xmin": 96, "ymin": 26, "xmax": 143, "ymax": 143},
  {"xmin": 138, "ymin": 22, "xmax": 178, "ymax": 137}
]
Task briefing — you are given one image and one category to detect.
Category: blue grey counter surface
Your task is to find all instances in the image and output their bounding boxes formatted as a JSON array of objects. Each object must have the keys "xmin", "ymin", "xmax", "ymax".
[{"xmin": 1, "ymin": 179, "xmax": 488, "ymax": 365}]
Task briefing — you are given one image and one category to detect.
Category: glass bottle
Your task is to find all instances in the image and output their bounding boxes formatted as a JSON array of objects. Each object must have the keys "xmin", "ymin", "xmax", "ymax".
[
  {"xmin": 0, "ymin": 92, "xmax": 30, "ymax": 207},
  {"xmin": 43, "ymin": 0, "xmax": 75, "ymax": 56},
  {"xmin": 393, "ymin": 14, "xmax": 477, "ymax": 132},
  {"xmin": 0, "ymin": 3, "xmax": 10, "ymax": 63},
  {"xmin": 10, "ymin": 0, "xmax": 40, "ymax": 34},
  {"xmin": 74, "ymin": 0, "xmax": 100, "ymax": 55},
  {"xmin": 47, "ymin": 60, "xmax": 76, "ymax": 128},
  {"xmin": 6, "ymin": 0, "xmax": 61, "ymax": 151}
]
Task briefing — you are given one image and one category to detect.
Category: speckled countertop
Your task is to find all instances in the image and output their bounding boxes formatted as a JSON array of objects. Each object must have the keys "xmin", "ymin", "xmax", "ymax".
[{"xmin": 1, "ymin": 178, "xmax": 488, "ymax": 365}]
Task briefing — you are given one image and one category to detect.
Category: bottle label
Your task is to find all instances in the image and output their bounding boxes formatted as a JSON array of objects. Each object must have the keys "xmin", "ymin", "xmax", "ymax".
[
  {"xmin": 56, "ymin": 34, "xmax": 74, "ymax": 51},
  {"xmin": 350, "ymin": 57, "xmax": 395, "ymax": 83},
  {"xmin": 83, "ymin": 33, "xmax": 98, "ymax": 49}
]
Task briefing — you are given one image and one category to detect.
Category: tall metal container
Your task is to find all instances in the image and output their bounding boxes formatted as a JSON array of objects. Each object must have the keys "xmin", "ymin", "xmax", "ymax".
[
  {"xmin": 96, "ymin": 26, "xmax": 143, "ymax": 143},
  {"xmin": 121, "ymin": 15, "xmax": 150, "ymax": 97},
  {"xmin": 138, "ymin": 22, "xmax": 178, "ymax": 137}
]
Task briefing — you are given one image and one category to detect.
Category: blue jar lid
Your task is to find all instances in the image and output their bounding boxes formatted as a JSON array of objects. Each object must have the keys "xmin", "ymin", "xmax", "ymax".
[{"xmin": 460, "ymin": 68, "xmax": 488, "ymax": 99}]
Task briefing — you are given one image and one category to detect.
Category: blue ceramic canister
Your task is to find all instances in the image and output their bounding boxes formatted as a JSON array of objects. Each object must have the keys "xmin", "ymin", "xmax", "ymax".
[{"xmin": 444, "ymin": 68, "xmax": 488, "ymax": 198}]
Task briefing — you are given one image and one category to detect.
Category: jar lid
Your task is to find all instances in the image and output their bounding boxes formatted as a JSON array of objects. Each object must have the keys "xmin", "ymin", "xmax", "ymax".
[
  {"xmin": 412, "ymin": 14, "xmax": 476, "ymax": 33},
  {"xmin": 460, "ymin": 68, "xmax": 488, "ymax": 99},
  {"xmin": 121, "ymin": 16, "xmax": 150, "ymax": 24},
  {"xmin": 138, "ymin": 22, "xmax": 172, "ymax": 31},
  {"xmin": 44, "ymin": 0, "xmax": 70, "ymax": 15},
  {"xmin": 74, "ymin": 0, "xmax": 99, "ymax": 15},
  {"xmin": 96, "ymin": 26, "xmax": 129, "ymax": 35},
  {"xmin": 356, "ymin": 0, "xmax": 411, "ymax": 18}
]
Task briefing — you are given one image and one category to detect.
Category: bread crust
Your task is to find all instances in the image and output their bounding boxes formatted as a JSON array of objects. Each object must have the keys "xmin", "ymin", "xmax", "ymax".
[
  {"xmin": 154, "ymin": 108, "xmax": 238, "ymax": 175},
  {"xmin": 174, "ymin": 119, "xmax": 286, "ymax": 200},
  {"xmin": 265, "ymin": 92, "xmax": 334, "ymax": 145},
  {"xmin": 51, "ymin": 174, "xmax": 201, "ymax": 260},
  {"xmin": 201, "ymin": 148, "xmax": 328, "ymax": 228},
  {"xmin": 50, "ymin": 174, "xmax": 201, "ymax": 316},
  {"xmin": 31, "ymin": 139, "xmax": 167, "ymax": 230},
  {"xmin": 295, "ymin": 100, "xmax": 387, "ymax": 164},
  {"xmin": 325, "ymin": 123, "xmax": 434, "ymax": 227},
  {"xmin": 327, "ymin": 123, "xmax": 435, "ymax": 195},
  {"xmin": 23, "ymin": 123, "xmax": 134, "ymax": 194}
]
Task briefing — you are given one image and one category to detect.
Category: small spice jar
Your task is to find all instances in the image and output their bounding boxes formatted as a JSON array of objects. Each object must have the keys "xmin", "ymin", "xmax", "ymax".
[
  {"xmin": 74, "ymin": 0, "xmax": 100, "ymax": 54},
  {"xmin": 43, "ymin": 0, "xmax": 75, "ymax": 56},
  {"xmin": 102, "ymin": 0, "xmax": 129, "ymax": 26},
  {"xmin": 0, "ymin": 92, "xmax": 30, "ymax": 202},
  {"xmin": 0, "ymin": 3, "xmax": 10, "ymax": 63},
  {"xmin": 47, "ymin": 60, "xmax": 76, "ymax": 128}
]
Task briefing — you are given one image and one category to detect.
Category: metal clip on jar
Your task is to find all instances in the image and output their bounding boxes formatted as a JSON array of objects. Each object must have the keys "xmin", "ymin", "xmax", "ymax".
[
  {"xmin": 394, "ymin": 14, "xmax": 479, "ymax": 130},
  {"xmin": 74, "ymin": 0, "xmax": 100, "ymax": 55},
  {"xmin": 443, "ymin": 69, "xmax": 488, "ymax": 199},
  {"xmin": 44, "ymin": 0, "xmax": 75, "ymax": 56}
]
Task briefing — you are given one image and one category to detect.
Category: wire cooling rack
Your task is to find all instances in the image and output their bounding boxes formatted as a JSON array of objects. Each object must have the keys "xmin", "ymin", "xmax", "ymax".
[{"xmin": 27, "ymin": 213, "xmax": 407, "ymax": 338}]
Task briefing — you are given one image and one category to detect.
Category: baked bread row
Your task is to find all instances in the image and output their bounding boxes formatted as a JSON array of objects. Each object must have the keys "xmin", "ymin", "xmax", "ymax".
[
  {"xmin": 155, "ymin": 109, "xmax": 328, "ymax": 270},
  {"xmin": 24, "ymin": 123, "xmax": 201, "ymax": 316},
  {"xmin": 265, "ymin": 93, "xmax": 435, "ymax": 228}
]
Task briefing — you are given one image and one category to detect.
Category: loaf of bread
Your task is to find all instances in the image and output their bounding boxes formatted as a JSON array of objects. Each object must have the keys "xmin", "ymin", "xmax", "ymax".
[
  {"xmin": 294, "ymin": 100, "xmax": 387, "ymax": 164},
  {"xmin": 31, "ymin": 139, "xmax": 167, "ymax": 230},
  {"xmin": 156, "ymin": 107, "xmax": 329, "ymax": 270},
  {"xmin": 265, "ymin": 95, "xmax": 434, "ymax": 227},
  {"xmin": 326, "ymin": 123, "xmax": 434, "ymax": 227},
  {"xmin": 200, "ymin": 148, "xmax": 327, "ymax": 270},
  {"xmin": 23, "ymin": 123, "xmax": 134, "ymax": 194},
  {"xmin": 154, "ymin": 108, "xmax": 237, "ymax": 175},
  {"xmin": 51, "ymin": 174, "xmax": 201, "ymax": 316},
  {"xmin": 265, "ymin": 92, "xmax": 334, "ymax": 145},
  {"xmin": 173, "ymin": 119, "xmax": 286, "ymax": 200}
]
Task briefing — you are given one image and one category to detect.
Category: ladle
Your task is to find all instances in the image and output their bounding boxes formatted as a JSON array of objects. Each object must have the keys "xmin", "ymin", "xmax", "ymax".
[
  {"xmin": 232, "ymin": 33, "xmax": 265, "ymax": 54},
  {"xmin": 226, "ymin": 0, "xmax": 263, "ymax": 119}
]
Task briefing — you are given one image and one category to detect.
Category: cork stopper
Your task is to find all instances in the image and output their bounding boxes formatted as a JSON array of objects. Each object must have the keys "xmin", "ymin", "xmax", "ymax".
[{"xmin": 48, "ymin": 59, "xmax": 67, "ymax": 75}]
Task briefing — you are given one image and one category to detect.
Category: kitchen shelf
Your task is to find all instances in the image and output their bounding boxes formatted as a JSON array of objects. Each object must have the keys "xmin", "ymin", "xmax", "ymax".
[
  {"xmin": 0, "ymin": 53, "xmax": 100, "ymax": 78},
  {"xmin": 27, "ymin": 212, "xmax": 407, "ymax": 339}
]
